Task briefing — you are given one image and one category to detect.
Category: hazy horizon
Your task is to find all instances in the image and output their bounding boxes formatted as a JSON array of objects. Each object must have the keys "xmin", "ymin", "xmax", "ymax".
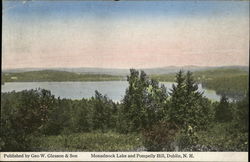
[
  {"xmin": 2, "ymin": 65, "xmax": 249, "ymax": 71},
  {"xmin": 2, "ymin": 1, "xmax": 249, "ymax": 69}
]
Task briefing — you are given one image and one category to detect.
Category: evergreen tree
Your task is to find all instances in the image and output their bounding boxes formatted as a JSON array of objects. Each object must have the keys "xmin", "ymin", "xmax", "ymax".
[
  {"xmin": 168, "ymin": 70, "xmax": 186, "ymax": 126},
  {"xmin": 184, "ymin": 71, "xmax": 208, "ymax": 129},
  {"xmin": 215, "ymin": 95, "xmax": 232, "ymax": 122},
  {"xmin": 169, "ymin": 70, "xmax": 210, "ymax": 131}
]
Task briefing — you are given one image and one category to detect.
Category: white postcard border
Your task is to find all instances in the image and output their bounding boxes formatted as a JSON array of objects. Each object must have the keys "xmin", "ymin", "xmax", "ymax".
[{"xmin": 0, "ymin": 152, "xmax": 248, "ymax": 161}]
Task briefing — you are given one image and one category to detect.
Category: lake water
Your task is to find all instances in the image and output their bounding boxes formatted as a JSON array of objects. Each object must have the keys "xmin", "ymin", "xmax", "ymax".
[{"xmin": 1, "ymin": 81, "xmax": 221, "ymax": 102}]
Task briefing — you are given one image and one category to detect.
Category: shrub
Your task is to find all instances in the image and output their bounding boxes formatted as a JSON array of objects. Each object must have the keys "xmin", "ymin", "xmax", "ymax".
[
  {"xmin": 142, "ymin": 121, "xmax": 179, "ymax": 151},
  {"xmin": 175, "ymin": 126, "xmax": 199, "ymax": 151},
  {"xmin": 196, "ymin": 122, "xmax": 248, "ymax": 151},
  {"xmin": 31, "ymin": 132, "xmax": 143, "ymax": 151}
]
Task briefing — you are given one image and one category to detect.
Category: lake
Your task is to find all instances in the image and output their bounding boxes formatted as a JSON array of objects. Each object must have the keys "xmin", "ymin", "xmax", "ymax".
[{"xmin": 1, "ymin": 81, "xmax": 221, "ymax": 102}]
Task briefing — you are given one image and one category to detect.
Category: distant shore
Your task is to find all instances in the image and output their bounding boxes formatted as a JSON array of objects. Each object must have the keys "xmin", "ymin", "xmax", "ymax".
[{"xmin": 2, "ymin": 67, "xmax": 248, "ymax": 101}]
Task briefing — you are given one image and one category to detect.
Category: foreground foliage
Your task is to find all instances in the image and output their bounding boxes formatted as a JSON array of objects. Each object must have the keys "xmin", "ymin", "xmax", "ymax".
[{"xmin": 31, "ymin": 132, "xmax": 143, "ymax": 151}]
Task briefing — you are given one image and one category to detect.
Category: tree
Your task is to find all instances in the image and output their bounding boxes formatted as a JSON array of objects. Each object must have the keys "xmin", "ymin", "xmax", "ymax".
[
  {"xmin": 215, "ymin": 95, "xmax": 233, "ymax": 123},
  {"xmin": 169, "ymin": 71, "xmax": 210, "ymax": 131},
  {"xmin": 92, "ymin": 91, "xmax": 114, "ymax": 132},
  {"xmin": 121, "ymin": 69, "xmax": 168, "ymax": 132},
  {"xmin": 144, "ymin": 79, "xmax": 168, "ymax": 128},
  {"xmin": 184, "ymin": 71, "xmax": 210, "ymax": 129},
  {"xmin": 0, "ymin": 89, "xmax": 56, "ymax": 151},
  {"xmin": 122, "ymin": 69, "xmax": 148, "ymax": 132},
  {"xmin": 168, "ymin": 70, "xmax": 187, "ymax": 126}
]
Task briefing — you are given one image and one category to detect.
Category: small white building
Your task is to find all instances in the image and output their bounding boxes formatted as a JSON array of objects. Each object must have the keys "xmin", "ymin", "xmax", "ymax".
[{"xmin": 11, "ymin": 76, "xmax": 18, "ymax": 80}]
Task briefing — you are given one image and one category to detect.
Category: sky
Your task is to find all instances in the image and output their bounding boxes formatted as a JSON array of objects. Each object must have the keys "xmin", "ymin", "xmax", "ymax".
[{"xmin": 2, "ymin": 1, "xmax": 249, "ymax": 69}]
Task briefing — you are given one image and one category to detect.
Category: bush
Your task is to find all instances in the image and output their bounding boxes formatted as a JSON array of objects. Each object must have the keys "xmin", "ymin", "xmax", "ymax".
[
  {"xmin": 142, "ymin": 121, "xmax": 179, "ymax": 151},
  {"xmin": 175, "ymin": 126, "xmax": 199, "ymax": 151},
  {"xmin": 31, "ymin": 132, "xmax": 143, "ymax": 151},
  {"xmin": 196, "ymin": 122, "xmax": 248, "ymax": 151}
]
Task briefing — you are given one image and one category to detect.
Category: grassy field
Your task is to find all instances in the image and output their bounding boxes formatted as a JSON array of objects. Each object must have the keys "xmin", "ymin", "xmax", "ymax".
[
  {"xmin": 29, "ymin": 126, "xmax": 248, "ymax": 151},
  {"xmin": 31, "ymin": 132, "xmax": 144, "ymax": 151}
]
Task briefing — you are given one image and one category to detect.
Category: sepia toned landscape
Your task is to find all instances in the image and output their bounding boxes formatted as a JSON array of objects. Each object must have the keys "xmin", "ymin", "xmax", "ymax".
[{"xmin": 1, "ymin": 1, "xmax": 249, "ymax": 151}]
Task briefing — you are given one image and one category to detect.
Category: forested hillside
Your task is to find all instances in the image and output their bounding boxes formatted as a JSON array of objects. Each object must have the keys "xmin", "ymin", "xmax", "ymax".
[
  {"xmin": 2, "ymin": 70, "xmax": 124, "ymax": 83},
  {"xmin": 151, "ymin": 68, "xmax": 248, "ymax": 100}
]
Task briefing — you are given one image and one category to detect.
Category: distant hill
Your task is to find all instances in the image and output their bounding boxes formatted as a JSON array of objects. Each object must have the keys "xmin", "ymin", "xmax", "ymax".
[
  {"xmin": 2, "ymin": 67, "xmax": 130, "ymax": 76},
  {"xmin": 2, "ymin": 70, "xmax": 125, "ymax": 82},
  {"xmin": 143, "ymin": 65, "xmax": 249, "ymax": 75},
  {"xmin": 151, "ymin": 67, "xmax": 248, "ymax": 82},
  {"xmin": 2, "ymin": 65, "xmax": 248, "ymax": 76}
]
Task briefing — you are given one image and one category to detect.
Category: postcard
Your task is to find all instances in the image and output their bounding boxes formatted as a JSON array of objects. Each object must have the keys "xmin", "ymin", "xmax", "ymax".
[{"xmin": 1, "ymin": 0, "xmax": 249, "ymax": 161}]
